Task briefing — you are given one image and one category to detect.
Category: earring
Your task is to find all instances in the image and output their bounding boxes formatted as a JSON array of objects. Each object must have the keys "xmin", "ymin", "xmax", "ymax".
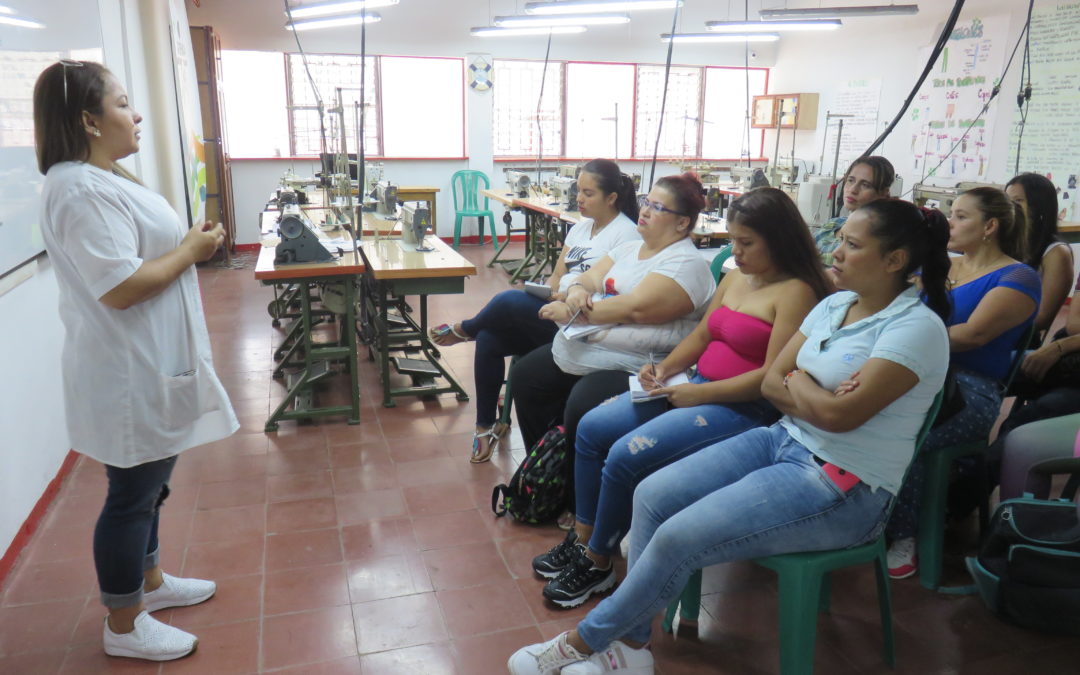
[{"xmin": 89, "ymin": 128, "xmax": 101, "ymax": 137}]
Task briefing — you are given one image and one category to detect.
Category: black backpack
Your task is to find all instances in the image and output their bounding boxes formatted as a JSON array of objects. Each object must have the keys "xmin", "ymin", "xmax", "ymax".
[
  {"xmin": 966, "ymin": 496, "xmax": 1080, "ymax": 635},
  {"xmin": 491, "ymin": 425, "xmax": 570, "ymax": 524}
]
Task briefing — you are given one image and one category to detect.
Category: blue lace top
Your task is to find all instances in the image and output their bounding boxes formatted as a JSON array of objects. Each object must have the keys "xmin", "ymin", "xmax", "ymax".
[{"xmin": 949, "ymin": 263, "xmax": 1041, "ymax": 381}]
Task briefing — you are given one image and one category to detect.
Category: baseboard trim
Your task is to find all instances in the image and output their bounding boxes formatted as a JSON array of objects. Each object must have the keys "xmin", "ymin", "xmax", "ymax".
[{"xmin": 0, "ymin": 450, "xmax": 79, "ymax": 591}]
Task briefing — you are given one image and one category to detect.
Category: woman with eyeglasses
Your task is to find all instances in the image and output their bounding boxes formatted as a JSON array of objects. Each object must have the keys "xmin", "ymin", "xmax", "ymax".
[
  {"xmin": 509, "ymin": 173, "xmax": 716, "ymax": 495},
  {"xmin": 428, "ymin": 159, "xmax": 640, "ymax": 464},
  {"xmin": 33, "ymin": 61, "xmax": 234, "ymax": 661}
]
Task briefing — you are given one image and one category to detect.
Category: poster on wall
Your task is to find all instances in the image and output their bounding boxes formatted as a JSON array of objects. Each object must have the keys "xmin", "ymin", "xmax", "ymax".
[
  {"xmin": 820, "ymin": 78, "xmax": 881, "ymax": 177},
  {"xmin": 167, "ymin": 0, "xmax": 205, "ymax": 228},
  {"xmin": 909, "ymin": 15, "xmax": 1007, "ymax": 183},
  {"xmin": 1006, "ymin": 2, "xmax": 1080, "ymax": 222}
]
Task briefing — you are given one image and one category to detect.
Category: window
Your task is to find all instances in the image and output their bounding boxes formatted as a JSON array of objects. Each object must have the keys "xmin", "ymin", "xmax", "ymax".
[
  {"xmin": 220, "ymin": 51, "xmax": 290, "ymax": 157},
  {"xmin": 633, "ymin": 65, "xmax": 702, "ymax": 158},
  {"xmin": 701, "ymin": 67, "xmax": 768, "ymax": 159},
  {"xmin": 564, "ymin": 62, "xmax": 635, "ymax": 160},
  {"xmin": 381, "ymin": 56, "xmax": 463, "ymax": 158},
  {"xmin": 493, "ymin": 59, "xmax": 563, "ymax": 157},
  {"xmin": 286, "ymin": 53, "xmax": 379, "ymax": 157}
]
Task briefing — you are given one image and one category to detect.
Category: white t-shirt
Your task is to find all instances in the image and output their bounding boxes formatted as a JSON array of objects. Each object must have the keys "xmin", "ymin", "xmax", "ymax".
[
  {"xmin": 557, "ymin": 212, "xmax": 641, "ymax": 293},
  {"xmin": 553, "ymin": 238, "xmax": 716, "ymax": 375},
  {"xmin": 41, "ymin": 162, "xmax": 238, "ymax": 468}
]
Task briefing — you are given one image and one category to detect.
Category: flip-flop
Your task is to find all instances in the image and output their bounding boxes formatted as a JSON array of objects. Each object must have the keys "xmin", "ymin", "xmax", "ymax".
[
  {"xmin": 470, "ymin": 423, "xmax": 508, "ymax": 463},
  {"xmin": 430, "ymin": 322, "xmax": 471, "ymax": 346}
]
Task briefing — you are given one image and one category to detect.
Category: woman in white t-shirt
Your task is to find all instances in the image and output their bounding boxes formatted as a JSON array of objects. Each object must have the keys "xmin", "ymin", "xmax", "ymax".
[
  {"xmin": 430, "ymin": 159, "xmax": 640, "ymax": 463},
  {"xmin": 510, "ymin": 173, "xmax": 715, "ymax": 475},
  {"xmin": 34, "ymin": 61, "xmax": 236, "ymax": 662}
]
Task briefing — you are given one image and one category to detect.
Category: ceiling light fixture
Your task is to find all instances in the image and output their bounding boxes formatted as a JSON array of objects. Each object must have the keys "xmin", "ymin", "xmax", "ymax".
[
  {"xmin": 661, "ymin": 32, "xmax": 779, "ymax": 43},
  {"xmin": 494, "ymin": 13, "xmax": 630, "ymax": 27},
  {"xmin": 286, "ymin": 0, "xmax": 398, "ymax": 19},
  {"xmin": 285, "ymin": 12, "xmax": 381, "ymax": 30},
  {"xmin": 759, "ymin": 4, "xmax": 918, "ymax": 19},
  {"xmin": 526, "ymin": 0, "xmax": 682, "ymax": 15},
  {"xmin": 472, "ymin": 25, "xmax": 588, "ymax": 37},
  {"xmin": 0, "ymin": 13, "xmax": 45, "ymax": 28},
  {"xmin": 706, "ymin": 19, "xmax": 841, "ymax": 32}
]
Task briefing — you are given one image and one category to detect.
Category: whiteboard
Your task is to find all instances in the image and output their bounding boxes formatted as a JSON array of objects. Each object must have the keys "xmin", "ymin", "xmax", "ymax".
[{"xmin": 0, "ymin": 1, "xmax": 103, "ymax": 277}]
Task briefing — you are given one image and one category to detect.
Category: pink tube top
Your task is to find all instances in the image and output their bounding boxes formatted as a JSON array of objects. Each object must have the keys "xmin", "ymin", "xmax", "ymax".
[{"xmin": 696, "ymin": 305, "xmax": 774, "ymax": 382}]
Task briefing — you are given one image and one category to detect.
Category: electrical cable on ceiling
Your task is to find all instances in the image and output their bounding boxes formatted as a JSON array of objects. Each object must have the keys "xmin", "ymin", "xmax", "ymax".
[
  {"xmin": 906, "ymin": 0, "xmax": 1035, "ymax": 196},
  {"xmin": 1012, "ymin": 0, "xmax": 1035, "ymax": 174},
  {"xmin": 282, "ymin": 0, "xmax": 328, "ymax": 157},
  {"xmin": 647, "ymin": 0, "xmax": 682, "ymax": 190}
]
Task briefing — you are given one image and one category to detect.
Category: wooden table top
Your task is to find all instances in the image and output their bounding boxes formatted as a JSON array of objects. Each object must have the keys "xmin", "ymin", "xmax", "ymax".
[
  {"xmin": 254, "ymin": 244, "xmax": 365, "ymax": 281},
  {"xmin": 359, "ymin": 235, "xmax": 476, "ymax": 280},
  {"xmin": 261, "ymin": 210, "xmax": 401, "ymax": 238},
  {"xmin": 481, "ymin": 188, "xmax": 516, "ymax": 206}
]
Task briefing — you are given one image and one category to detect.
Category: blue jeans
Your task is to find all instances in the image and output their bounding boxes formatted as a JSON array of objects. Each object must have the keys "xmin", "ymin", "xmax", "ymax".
[
  {"xmin": 93, "ymin": 455, "xmax": 178, "ymax": 608},
  {"xmin": 460, "ymin": 289, "xmax": 556, "ymax": 427},
  {"xmin": 576, "ymin": 424, "xmax": 893, "ymax": 650},
  {"xmin": 574, "ymin": 374, "xmax": 778, "ymax": 557}
]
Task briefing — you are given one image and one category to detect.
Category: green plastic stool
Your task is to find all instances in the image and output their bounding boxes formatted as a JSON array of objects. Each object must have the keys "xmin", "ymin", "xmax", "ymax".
[
  {"xmin": 709, "ymin": 244, "xmax": 734, "ymax": 284},
  {"xmin": 450, "ymin": 170, "xmax": 499, "ymax": 249}
]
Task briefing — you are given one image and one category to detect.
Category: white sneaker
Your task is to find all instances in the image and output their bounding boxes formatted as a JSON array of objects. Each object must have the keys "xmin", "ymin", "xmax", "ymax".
[
  {"xmin": 144, "ymin": 573, "xmax": 216, "ymax": 612},
  {"xmin": 562, "ymin": 641, "xmax": 655, "ymax": 674},
  {"xmin": 887, "ymin": 537, "xmax": 918, "ymax": 580},
  {"xmin": 507, "ymin": 631, "xmax": 587, "ymax": 675},
  {"xmin": 103, "ymin": 610, "xmax": 198, "ymax": 661}
]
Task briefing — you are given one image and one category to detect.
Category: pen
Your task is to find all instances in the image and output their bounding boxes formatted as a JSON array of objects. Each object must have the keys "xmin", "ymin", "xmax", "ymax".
[{"xmin": 562, "ymin": 306, "xmax": 583, "ymax": 334}]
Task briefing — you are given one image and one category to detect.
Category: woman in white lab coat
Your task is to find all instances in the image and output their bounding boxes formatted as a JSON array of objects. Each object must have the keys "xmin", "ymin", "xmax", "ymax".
[{"xmin": 33, "ymin": 60, "xmax": 237, "ymax": 661}]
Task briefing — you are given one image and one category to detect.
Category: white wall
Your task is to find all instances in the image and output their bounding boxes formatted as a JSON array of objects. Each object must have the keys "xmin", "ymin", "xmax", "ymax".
[{"xmin": 1, "ymin": 0, "xmax": 194, "ymax": 561}]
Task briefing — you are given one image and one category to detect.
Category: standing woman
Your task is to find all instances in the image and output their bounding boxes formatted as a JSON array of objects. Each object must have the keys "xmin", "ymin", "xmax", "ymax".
[
  {"xmin": 811, "ymin": 156, "xmax": 896, "ymax": 266},
  {"xmin": 34, "ymin": 61, "xmax": 236, "ymax": 660}
]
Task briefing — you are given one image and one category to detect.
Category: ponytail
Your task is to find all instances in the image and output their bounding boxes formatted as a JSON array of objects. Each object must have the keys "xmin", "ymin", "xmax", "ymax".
[
  {"xmin": 917, "ymin": 208, "xmax": 952, "ymax": 322},
  {"xmin": 581, "ymin": 158, "xmax": 639, "ymax": 222},
  {"xmin": 616, "ymin": 172, "xmax": 639, "ymax": 221}
]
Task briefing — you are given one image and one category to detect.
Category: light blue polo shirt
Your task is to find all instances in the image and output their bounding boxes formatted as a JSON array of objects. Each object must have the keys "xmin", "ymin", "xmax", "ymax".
[{"xmin": 780, "ymin": 287, "xmax": 949, "ymax": 495}]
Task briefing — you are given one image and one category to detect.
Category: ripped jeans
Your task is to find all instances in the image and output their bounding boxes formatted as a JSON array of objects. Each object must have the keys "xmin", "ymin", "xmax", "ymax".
[{"xmin": 573, "ymin": 373, "xmax": 778, "ymax": 557}]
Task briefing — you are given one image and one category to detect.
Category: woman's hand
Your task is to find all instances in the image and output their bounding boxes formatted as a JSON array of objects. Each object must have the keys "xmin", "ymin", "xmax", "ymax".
[
  {"xmin": 638, "ymin": 362, "xmax": 667, "ymax": 390},
  {"xmin": 833, "ymin": 370, "xmax": 861, "ymax": 397},
  {"xmin": 654, "ymin": 383, "xmax": 708, "ymax": 408},
  {"xmin": 550, "ymin": 291, "xmax": 567, "ymax": 302},
  {"xmin": 1021, "ymin": 345, "xmax": 1062, "ymax": 382},
  {"xmin": 565, "ymin": 285, "xmax": 593, "ymax": 313},
  {"xmin": 539, "ymin": 301, "xmax": 576, "ymax": 324},
  {"xmin": 183, "ymin": 221, "xmax": 225, "ymax": 263}
]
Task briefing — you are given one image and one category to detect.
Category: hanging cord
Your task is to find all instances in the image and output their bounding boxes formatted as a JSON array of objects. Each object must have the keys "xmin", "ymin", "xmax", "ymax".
[
  {"xmin": 358, "ymin": 12, "xmax": 367, "ymax": 203},
  {"xmin": 860, "ymin": 0, "xmax": 966, "ymax": 158},
  {"xmin": 647, "ymin": 0, "xmax": 682, "ymax": 190},
  {"xmin": 905, "ymin": 0, "xmax": 1035, "ymax": 196},
  {"xmin": 1013, "ymin": 0, "xmax": 1035, "ymax": 174},
  {"xmin": 283, "ymin": 0, "xmax": 327, "ymax": 156},
  {"xmin": 534, "ymin": 32, "xmax": 554, "ymax": 187},
  {"xmin": 743, "ymin": 0, "xmax": 752, "ymax": 166}
]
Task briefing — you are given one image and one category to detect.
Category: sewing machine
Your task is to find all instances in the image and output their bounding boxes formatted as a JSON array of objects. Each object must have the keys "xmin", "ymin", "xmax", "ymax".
[
  {"xmin": 274, "ymin": 203, "xmax": 333, "ymax": 264},
  {"xmin": 374, "ymin": 181, "xmax": 399, "ymax": 216},
  {"xmin": 551, "ymin": 176, "xmax": 578, "ymax": 211},
  {"xmin": 730, "ymin": 166, "xmax": 758, "ymax": 191},
  {"xmin": 401, "ymin": 203, "xmax": 433, "ymax": 250},
  {"xmin": 558, "ymin": 164, "xmax": 579, "ymax": 178},
  {"xmin": 506, "ymin": 171, "xmax": 531, "ymax": 198}
]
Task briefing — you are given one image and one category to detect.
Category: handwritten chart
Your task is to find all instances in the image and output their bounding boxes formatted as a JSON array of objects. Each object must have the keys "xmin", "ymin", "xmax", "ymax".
[
  {"xmin": 909, "ymin": 15, "xmax": 1007, "ymax": 182},
  {"xmin": 820, "ymin": 78, "xmax": 881, "ymax": 176}
]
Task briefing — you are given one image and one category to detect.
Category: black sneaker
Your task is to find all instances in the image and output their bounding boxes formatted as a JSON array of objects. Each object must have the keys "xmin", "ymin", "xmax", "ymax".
[
  {"xmin": 532, "ymin": 530, "xmax": 580, "ymax": 579},
  {"xmin": 542, "ymin": 548, "xmax": 616, "ymax": 608}
]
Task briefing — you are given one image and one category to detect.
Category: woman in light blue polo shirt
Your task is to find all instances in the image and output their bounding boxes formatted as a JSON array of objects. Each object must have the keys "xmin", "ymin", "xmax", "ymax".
[{"xmin": 508, "ymin": 199, "xmax": 952, "ymax": 675}]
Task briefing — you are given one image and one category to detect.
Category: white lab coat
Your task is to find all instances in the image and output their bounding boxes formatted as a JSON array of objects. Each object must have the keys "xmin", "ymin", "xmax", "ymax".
[{"xmin": 41, "ymin": 162, "xmax": 237, "ymax": 468}]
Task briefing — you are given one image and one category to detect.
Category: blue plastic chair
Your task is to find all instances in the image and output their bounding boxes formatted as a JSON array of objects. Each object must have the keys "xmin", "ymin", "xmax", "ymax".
[{"xmin": 450, "ymin": 170, "xmax": 499, "ymax": 249}]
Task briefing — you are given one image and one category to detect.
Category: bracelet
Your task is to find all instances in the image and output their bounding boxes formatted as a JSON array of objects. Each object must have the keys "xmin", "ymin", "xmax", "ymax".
[
  {"xmin": 783, "ymin": 368, "xmax": 802, "ymax": 388},
  {"xmin": 567, "ymin": 281, "xmax": 587, "ymax": 291}
]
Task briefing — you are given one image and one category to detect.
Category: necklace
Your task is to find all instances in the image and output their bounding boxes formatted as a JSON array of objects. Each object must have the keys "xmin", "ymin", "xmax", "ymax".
[{"xmin": 950, "ymin": 253, "xmax": 1010, "ymax": 286}]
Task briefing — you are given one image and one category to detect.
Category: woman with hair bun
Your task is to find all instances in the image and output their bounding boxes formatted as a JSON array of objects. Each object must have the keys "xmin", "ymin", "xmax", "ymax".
[{"xmin": 431, "ymin": 159, "xmax": 641, "ymax": 463}]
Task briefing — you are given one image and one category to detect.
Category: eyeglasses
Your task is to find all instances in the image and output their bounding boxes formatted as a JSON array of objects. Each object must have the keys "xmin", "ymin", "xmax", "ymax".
[
  {"xmin": 59, "ymin": 59, "xmax": 84, "ymax": 107},
  {"xmin": 637, "ymin": 194, "xmax": 687, "ymax": 217}
]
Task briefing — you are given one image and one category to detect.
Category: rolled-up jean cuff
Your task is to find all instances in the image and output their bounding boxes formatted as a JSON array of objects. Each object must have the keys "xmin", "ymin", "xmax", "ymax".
[
  {"xmin": 101, "ymin": 585, "xmax": 143, "ymax": 610},
  {"xmin": 144, "ymin": 547, "xmax": 160, "ymax": 572}
]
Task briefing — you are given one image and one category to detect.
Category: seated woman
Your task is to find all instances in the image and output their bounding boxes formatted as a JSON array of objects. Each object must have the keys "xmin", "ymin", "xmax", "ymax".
[
  {"xmin": 508, "ymin": 199, "xmax": 951, "ymax": 675},
  {"xmin": 1000, "ymin": 413, "xmax": 1080, "ymax": 501},
  {"xmin": 885, "ymin": 187, "xmax": 1041, "ymax": 579},
  {"xmin": 810, "ymin": 155, "xmax": 895, "ymax": 266},
  {"xmin": 510, "ymin": 173, "xmax": 716, "ymax": 474},
  {"xmin": 530, "ymin": 188, "xmax": 832, "ymax": 609},
  {"xmin": 1006, "ymin": 173, "xmax": 1073, "ymax": 336},
  {"xmin": 430, "ymin": 159, "xmax": 640, "ymax": 463}
]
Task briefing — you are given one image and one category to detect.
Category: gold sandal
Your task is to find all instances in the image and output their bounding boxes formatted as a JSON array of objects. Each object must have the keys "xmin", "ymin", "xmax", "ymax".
[{"xmin": 470, "ymin": 423, "xmax": 509, "ymax": 464}]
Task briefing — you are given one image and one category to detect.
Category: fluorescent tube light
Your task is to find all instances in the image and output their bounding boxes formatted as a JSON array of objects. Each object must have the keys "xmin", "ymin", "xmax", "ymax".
[
  {"xmin": 662, "ymin": 32, "xmax": 779, "ymax": 43},
  {"xmin": 286, "ymin": 12, "xmax": 381, "ymax": 30},
  {"xmin": 526, "ymin": 0, "xmax": 682, "ymax": 15},
  {"xmin": 287, "ymin": 0, "xmax": 398, "ymax": 19},
  {"xmin": 472, "ymin": 25, "xmax": 588, "ymax": 37},
  {"xmin": 760, "ymin": 4, "xmax": 918, "ymax": 19},
  {"xmin": 494, "ymin": 13, "xmax": 630, "ymax": 27},
  {"xmin": 706, "ymin": 19, "xmax": 841, "ymax": 32},
  {"xmin": 0, "ymin": 14, "xmax": 45, "ymax": 28}
]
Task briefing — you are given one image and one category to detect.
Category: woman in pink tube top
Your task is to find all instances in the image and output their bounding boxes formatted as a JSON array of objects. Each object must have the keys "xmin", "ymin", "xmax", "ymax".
[{"xmin": 529, "ymin": 187, "xmax": 835, "ymax": 610}]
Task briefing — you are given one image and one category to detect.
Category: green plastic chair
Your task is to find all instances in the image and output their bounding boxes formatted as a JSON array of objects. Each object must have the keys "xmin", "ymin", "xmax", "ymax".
[
  {"xmin": 710, "ymin": 244, "xmax": 734, "ymax": 283},
  {"xmin": 916, "ymin": 323, "xmax": 1036, "ymax": 592},
  {"xmin": 664, "ymin": 391, "xmax": 944, "ymax": 675},
  {"xmin": 450, "ymin": 170, "xmax": 499, "ymax": 250}
]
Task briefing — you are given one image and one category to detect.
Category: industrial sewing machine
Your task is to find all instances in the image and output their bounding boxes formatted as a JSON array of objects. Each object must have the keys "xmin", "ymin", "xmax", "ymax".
[
  {"xmin": 374, "ymin": 181, "xmax": 399, "ymax": 217},
  {"xmin": 274, "ymin": 203, "xmax": 333, "ymax": 264},
  {"xmin": 401, "ymin": 203, "xmax": 433, "ymax": 250},
  {"xmin": 506, "ymin": 170, "xmax": 531, "ymax": 198},
  {"xmin": 557, "ymin": 164, "xmax": 579, "ymax": 178},
  {"xmin": 913, "ymin": 180, "xmax": 992, "ymax": 217},
  {"xmin": 551, "ymin": 176, "xmax": 578, "ymax": 211}
]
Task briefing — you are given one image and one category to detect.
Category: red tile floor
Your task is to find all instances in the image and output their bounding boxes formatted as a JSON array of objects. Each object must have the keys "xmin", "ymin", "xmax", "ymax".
[{"xmin": 2, "ymin": 243, "xmax": 1078, "ymax": 673}]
